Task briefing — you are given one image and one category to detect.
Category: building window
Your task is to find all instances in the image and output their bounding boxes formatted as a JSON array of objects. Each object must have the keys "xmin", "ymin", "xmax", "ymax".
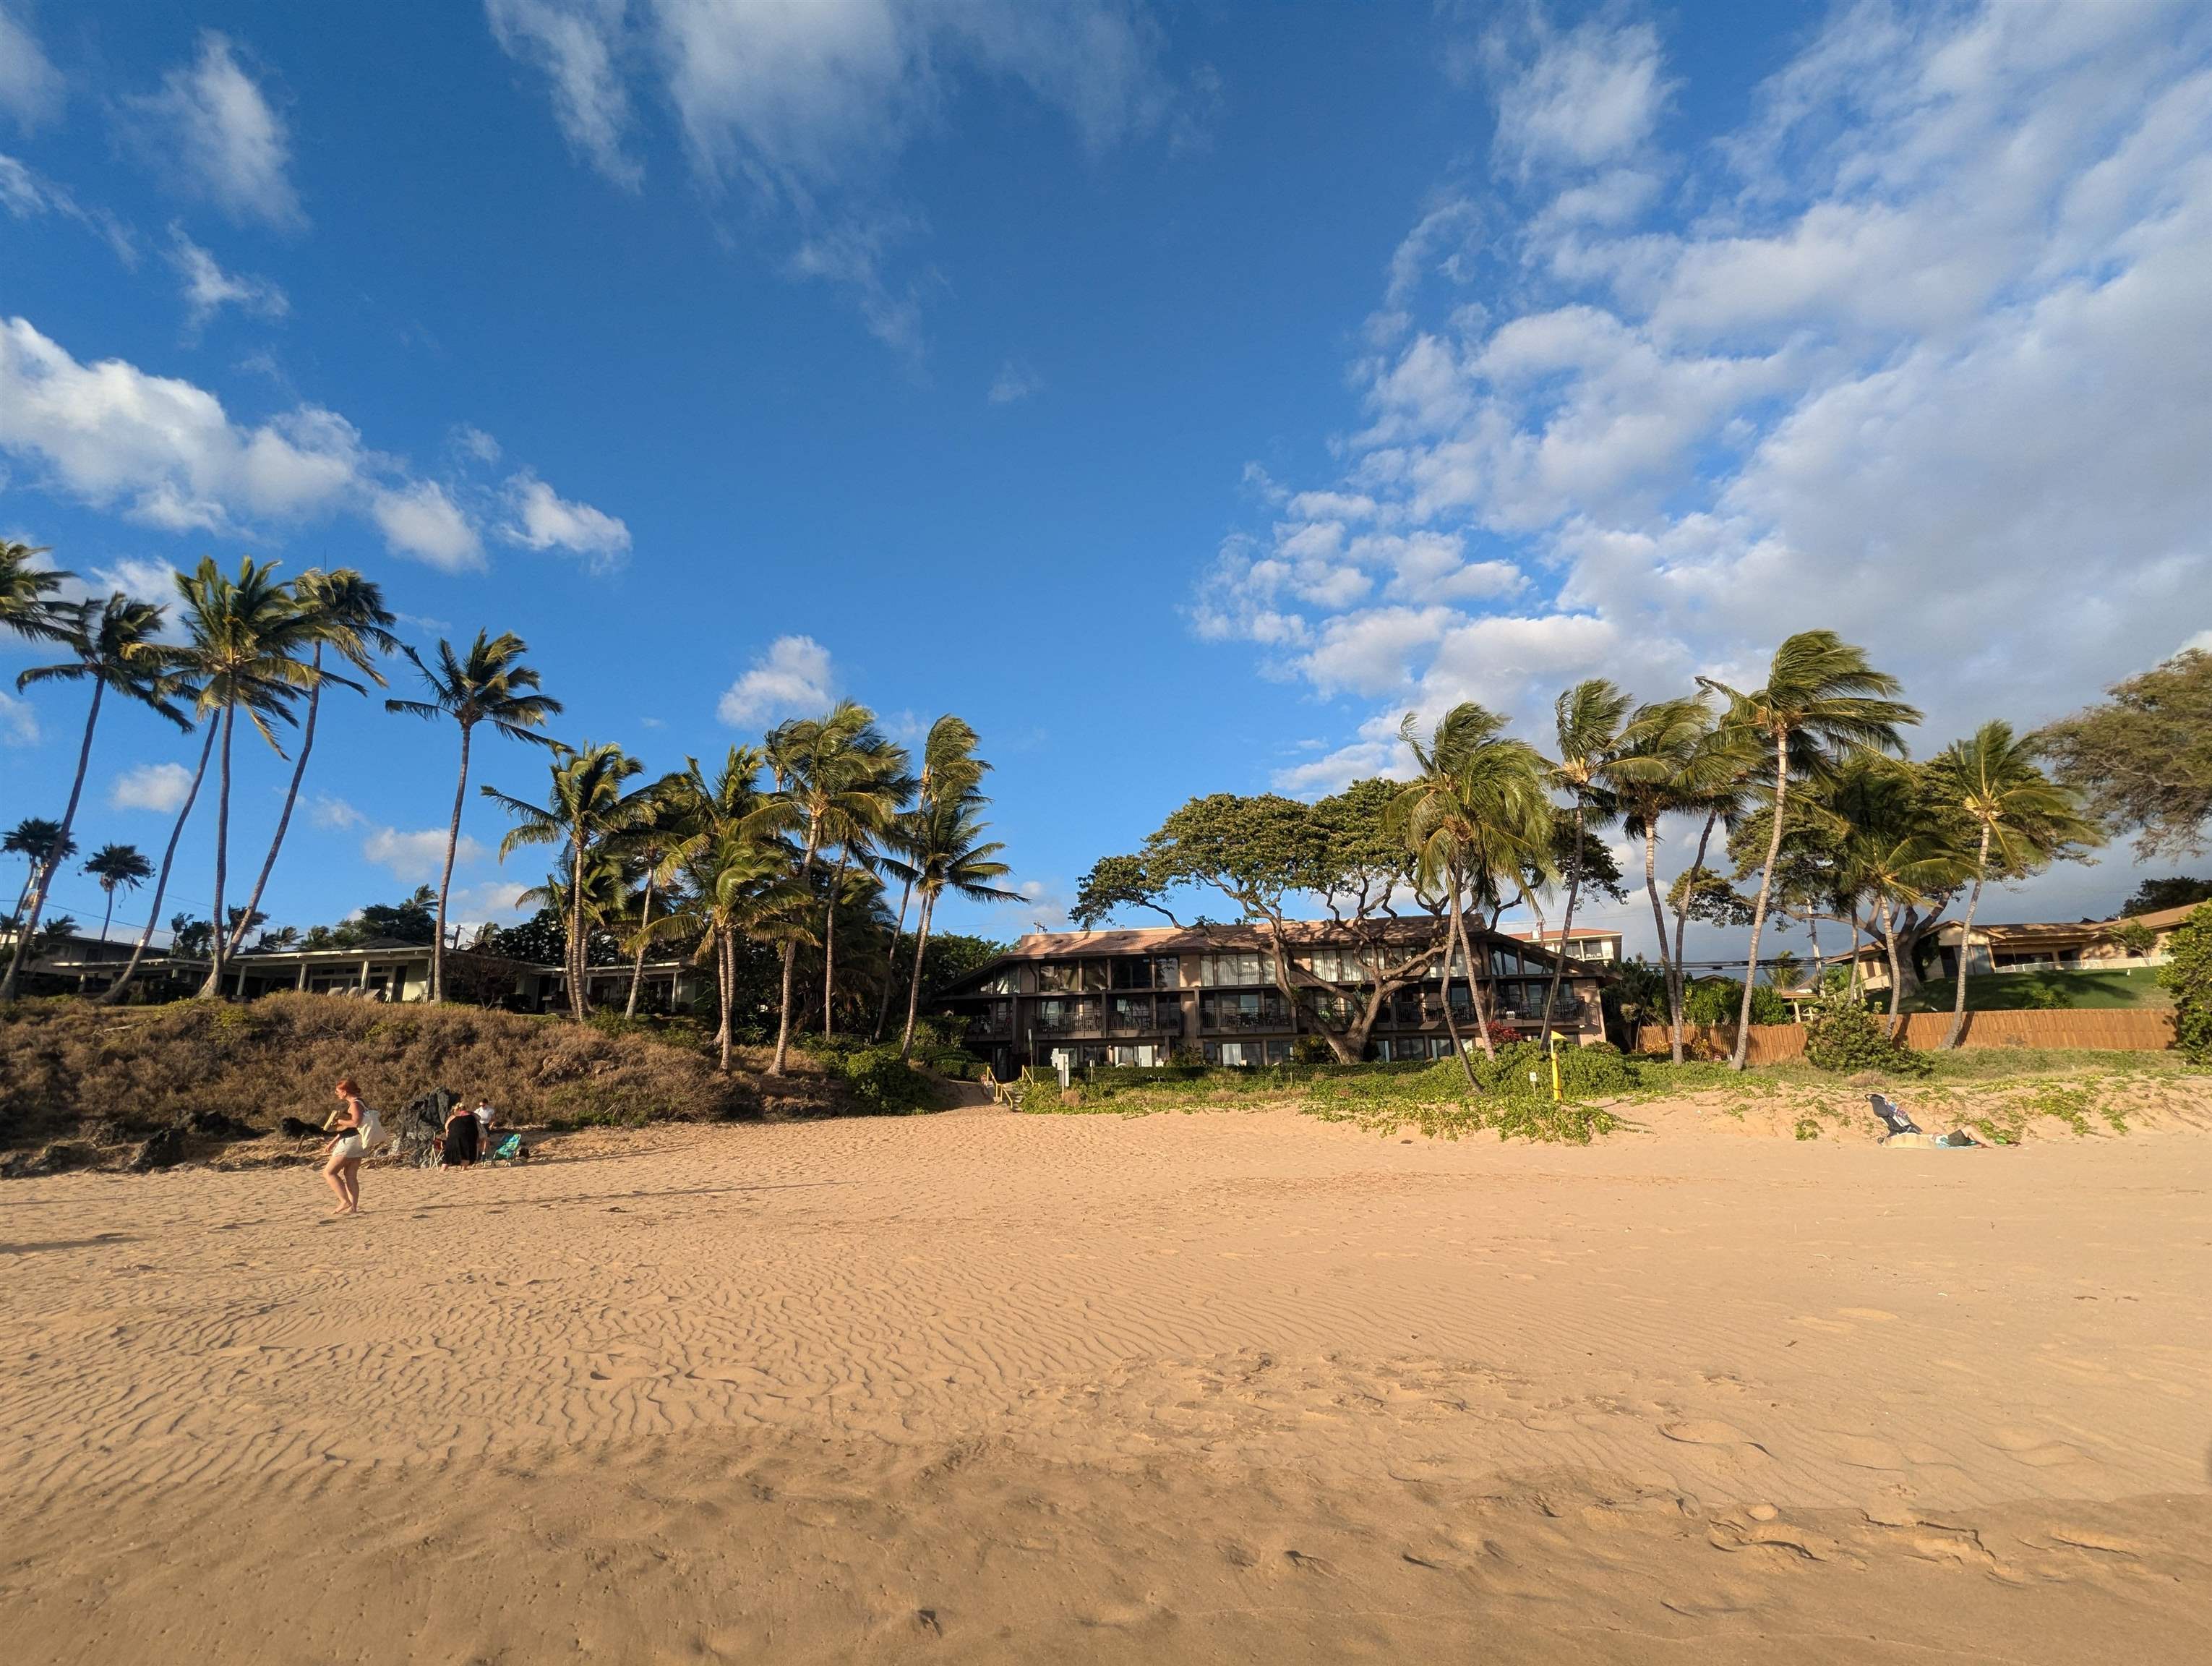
[
  {"xmin": 1301, "ymin": 947, "xmax": 1367, "ymax": 983},
  {"xmin": 1196, "ymin": 951, "xmax": 1275, "ymax": 986},
  {"xmin": 1110, "ymin": 955, "xmax": 1178, "ymax": 991},
  {"xmin": 1205, "ymin": 1040, "xmax": 1251, "ymax": 1067}
]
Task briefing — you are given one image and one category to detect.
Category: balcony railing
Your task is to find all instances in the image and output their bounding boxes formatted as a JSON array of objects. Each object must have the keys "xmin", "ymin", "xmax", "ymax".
[{"xmin": 1203, "ymin": 1007, "xmax": 1292, "ymax": 1033}]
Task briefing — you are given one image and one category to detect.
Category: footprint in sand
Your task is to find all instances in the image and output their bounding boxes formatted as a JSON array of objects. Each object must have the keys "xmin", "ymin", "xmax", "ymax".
[
  {"xmin": 1986, "ymin": 1426, "xmax": 2085, "ymax": 1466},
  {"xmin": 1660, "ymin": 1419, "xmax": 1771, "ymax": 1457}
]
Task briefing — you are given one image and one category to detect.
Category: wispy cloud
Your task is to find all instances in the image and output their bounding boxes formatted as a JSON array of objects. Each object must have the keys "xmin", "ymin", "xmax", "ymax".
[
  {"xmin": 168, "ymin": 228, "xmax": 288, "ymax": 336},
  {"xmin": 127, "ymin": 32, "xmax": 305, "ymax": 230},
  {"xmin": 987, "ymin": 360, "xmax": 1042, "ymax": 404},
  {"xmin": 363, "ymin": 826, "xmax": 483, "ymax": 882},
  {"xmin": 717, "ymin": 634, "xmax": 833, "ymax": 727}
]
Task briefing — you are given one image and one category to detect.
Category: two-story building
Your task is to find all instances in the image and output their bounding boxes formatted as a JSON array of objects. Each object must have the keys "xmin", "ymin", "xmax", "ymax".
[{"xmin": 932, "ymin": 920, "xmax": 1608, "ymax": 1078}]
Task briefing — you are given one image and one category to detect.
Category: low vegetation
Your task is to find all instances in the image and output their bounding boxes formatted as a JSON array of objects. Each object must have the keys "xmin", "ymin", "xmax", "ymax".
[{"xmin": 0, "ymin": 993, "xmax": 865, "ymax": 1170}]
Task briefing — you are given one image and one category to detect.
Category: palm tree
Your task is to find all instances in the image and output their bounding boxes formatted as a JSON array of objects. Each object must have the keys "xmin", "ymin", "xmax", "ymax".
[
  {"xmin": 1660, "ymin": 717, "xmax": 1759, "ymax": 1061},
  {"xmin": 385, "ymin": 632, "xmax": 563, "ymax": 1000},
  {"xmin": 874, "ymin": 714, "xmax": 987, "ymax": 1041},
  {"xmin": 893, "ymin": 795, "xmax": 1017, "ymax": 1059},
  {"xmin": 1824, "ymin": 760, "xmax": 1971, "ymax": 1035},
  {"xmin": 751, "ymin": 702, "xmax": 907, "ymax": 1073},
  {"xmin": 227, "ymin": 569, "xmax": 398, "ymax": 954},
  {"xmin": 0, "ymin": 540, "xmax": 71, "ymax": 644},
  {"xmin": 84, "ymin": 843, "xmax": 153, "ymax": 956},
  {"xmin": 607, "ymin": 785, "xmax": 693, "ymax": 1020},
  {"xmin": 1605, "ymin": 697, "xmax": 1722, "ymax": 1064},
  {"xmin": 168, "ymin": 558, "xmax": 318, "ymax": 999},
  {"xmin": 6, "ymin": 818, "xmax": 74, "ymax": 928},
  {"xmin": 483, "ymin": 743, "xmax": 661, "ymax": 1020},
  {"xmin": 1699, "ymin": 631, "xmax": 1920, "ymax": 1069},
  {"xmin": 1926, "ymin": 722, "xmax": 2099, "ymax": 1048},
  {"xmin": 3, "ymin": 593, "xmax": 188, "ymax": 1001},
  {"xmin": 1386, "ymin": 704, "xmax": 1554, "ymax": 1081},
  {"xmin": 100, "ymin": 714, "xmax": 217, "ymax": 1004},
  {"xmin": 1536, "ymin": 679, "xmax": 1632, "ymax": 1046}
]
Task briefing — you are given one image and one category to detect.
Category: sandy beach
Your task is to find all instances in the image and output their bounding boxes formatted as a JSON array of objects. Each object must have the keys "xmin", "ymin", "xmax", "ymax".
[{"xmin": 4, "ymin": 1104, "xmax": 2208, "ymax": 1662}]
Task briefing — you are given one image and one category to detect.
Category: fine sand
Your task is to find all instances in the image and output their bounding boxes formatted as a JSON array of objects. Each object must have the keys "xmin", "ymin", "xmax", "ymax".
[{"xmin": 3, "ymin": 1106, "xmax": 2208, "ymax": 1662}]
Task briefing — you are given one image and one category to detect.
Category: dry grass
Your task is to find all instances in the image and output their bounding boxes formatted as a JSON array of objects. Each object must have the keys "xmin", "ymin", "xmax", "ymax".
[{"xmin": 0, "ymin": 994, "xmax": 851, "ymax": 1165}]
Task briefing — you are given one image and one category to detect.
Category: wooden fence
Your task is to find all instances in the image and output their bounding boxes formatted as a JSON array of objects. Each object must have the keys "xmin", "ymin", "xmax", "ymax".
[{"xmin": 1635, "ymin": 1008, "xmax": 2177, "ymax": 1064}]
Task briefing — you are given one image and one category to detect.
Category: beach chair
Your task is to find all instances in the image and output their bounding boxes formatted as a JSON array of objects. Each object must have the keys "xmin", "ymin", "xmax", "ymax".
[
  {"xmin": 1868, "ymin": 1094, "xmax": 1921, "ymax": 1137},
  {"xmin": 486, "ymin": 1133, "xmax": 528, "ymax": 1163}
]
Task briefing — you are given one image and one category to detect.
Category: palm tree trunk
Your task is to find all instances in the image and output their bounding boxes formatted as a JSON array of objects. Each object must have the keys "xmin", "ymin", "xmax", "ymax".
[
  {"xmin": 625, "ymin": 872, "xmax": 655, "ymax": 1019},
  {"xmin": 873, "ymin": 875, "xmax": 913, "ymax": 1041},
  {"xmin": 899, "ymin": 889, "xmax": 937, "ymax": 1059},
  {"xmin": 198, "ymin": 703, "xmax": 236, "ymax": 999},
  {"xmin": 1877, "ymin": 893, "xmax": 1907, "ymax": 1038},
  {"xmin": 1441, "ymin": 878, "xmax": 1485, "ymax": 1088},
  {"xmin": 1641, "ymin": 821, "xmax": 1683, "ymax": 1064},
  {"xmin": 1449, "ymin": 884, "xmax": 1497, "ymax": 1062},
  {"xmin": 822, "ymin": 849, "xmax": 849, "ymax": 1040},
  {"xmin": 431, "ymin": 722, "xmax": 472, "ymax": 1003},
  {"xmin": 568, "ymin": 831, "xmax": 587, "ymax": 1021},
  {"xmin": 98, "ymin": 889, "xmax": 116, "ymax": 954},
  {"xmin": 1667, "ymin": 809, "xmax": 1721, "ymax": 1063},
  {"xmin": 2, "ymin": 680, "xmax": 102, "ymax": 1001},
  {"xmin": 1729, "ymin": 732, "xmax": 1791, "ymax": 1071},
  {"xmin": 1942, "ymin": 826, "xmax": 1991, "ymax": 1050},
  {"xmin": 769, "ymin": 824, "xmax": 822, "ymax": 1076},
  {"xmin": 716, "ymin": 930, "xmax": 734, "ymax": 1072},
  {"xmin": 228, "ymin": 645, "xmax": 323, "ymax": 954},
  {"xmin": 103, "ymin": 725, "xmax": 216, "ymax": 1004},
  {"xmin": 1538, "ymin": 800, "xmax": 1585, "ymax": 1048}
]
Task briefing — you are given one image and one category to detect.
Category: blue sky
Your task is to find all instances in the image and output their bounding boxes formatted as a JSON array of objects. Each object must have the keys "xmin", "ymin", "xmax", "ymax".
[{"xmin": 3, "ymin": 1, "xmax": 2208, "ymax": 956}]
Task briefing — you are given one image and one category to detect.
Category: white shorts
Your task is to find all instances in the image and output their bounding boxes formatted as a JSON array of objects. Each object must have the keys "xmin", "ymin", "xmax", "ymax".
[{"xmin": 332, "ymin": 1132, "xmax": 366, "ymax": 1161}]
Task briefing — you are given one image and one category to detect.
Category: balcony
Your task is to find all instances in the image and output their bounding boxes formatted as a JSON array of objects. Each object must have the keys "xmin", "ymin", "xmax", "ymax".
[{"xmin": 1202, "ymin": 1006, "xmax": 1293, "ymax": 1033}]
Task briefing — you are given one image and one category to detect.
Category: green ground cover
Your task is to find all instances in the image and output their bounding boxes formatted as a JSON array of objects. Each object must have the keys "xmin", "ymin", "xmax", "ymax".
[{"xmin": 1895, "ymin": 967, "xmax": 2170, "ymax": 1012}]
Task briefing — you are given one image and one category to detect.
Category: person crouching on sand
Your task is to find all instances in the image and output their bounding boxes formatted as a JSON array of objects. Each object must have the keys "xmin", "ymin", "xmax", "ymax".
[{"xmin": 322, "ymin": 1077, "xmax": 384, "ymax": 1216}]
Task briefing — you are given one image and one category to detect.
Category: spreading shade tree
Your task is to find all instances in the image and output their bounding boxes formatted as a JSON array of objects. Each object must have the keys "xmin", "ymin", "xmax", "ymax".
[
  {"xmin": 2, "ymin": 593, "xmax": 189, "ymax": 1002},
  {"xmin": 385, "ymin": 631, "xmax": 563, "ymax": 1001},
  {"xmin": 2040, "ymin": 648, "xmax": 2212, "ymax": 861}
]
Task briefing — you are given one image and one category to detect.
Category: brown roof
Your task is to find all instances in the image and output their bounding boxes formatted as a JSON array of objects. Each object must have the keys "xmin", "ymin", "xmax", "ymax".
[
  {"xmin": 1007, "ymin": 919, "xmax": 1471, "ymax": 960},
  {"xmin": 1953, "ymin": 901, "xmax": 2202, "ymax": 947}
]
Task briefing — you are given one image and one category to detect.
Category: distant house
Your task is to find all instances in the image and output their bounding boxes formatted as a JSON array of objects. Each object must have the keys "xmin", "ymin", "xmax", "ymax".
[
  {"xmin": 3, "ymin": 927, "xmax": 707, "ymax": 1013},
  {"xmin": 1501, "ymin": 924, "xmax": 1624, "ymax": 964},
  {"xmin": 930, "ymin": 920, "xmax": 1609, "ymax": 1080},
  {"xmin": 1852, "ymin": 902, "xmax": 2197, "ymax": 990}
]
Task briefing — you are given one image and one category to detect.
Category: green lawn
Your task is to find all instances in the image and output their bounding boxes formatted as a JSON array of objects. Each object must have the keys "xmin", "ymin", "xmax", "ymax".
[{"xmin": 1897, "ymin": 967, "xmax": 2171, "ymax": 1013}]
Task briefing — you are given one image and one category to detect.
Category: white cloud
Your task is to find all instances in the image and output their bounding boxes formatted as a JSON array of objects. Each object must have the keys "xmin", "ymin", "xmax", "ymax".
[
  {"xmin": 0, "ymin": 4, "xmax": 63, "ymax": 131},
  {"xmin": 1492, "ymin": 19, "xmax": 1670, "ymax": 178},
  {"xmin": 484, "ymin": 0, "xmax": 640, "ymax": 187},
  {"xmin": 168, "ymin": 228, "xmax": 288, "ymax": 335},
  {"xmin": 0, "ymin": 153, "xmax": 137, "ymax": 262},
  {"xmin": 364, "ymin": 826, "xmax": 484, "ymax": 883},
  {"xmin": 308, "ymin": 793, "xmax": 364, "ymax": 830},
  {"xmin": 111, "ymin": 761, "xmax": 195, "ymax": 812},
  {"xmin": 129, "ymin": 33, "xmax": 304, "ymax": 230},
  {"xmin": 1204, "ymin": 1, "xmax": 2212, "ymax": 800},
  {"xmin": 449, "ymin": 879, "xmax": 532, "ymax": 929},
  {"xmin": 499, "ymin": 469, "xmax": 631, "ymax": 569},
  {"xmin": 0, "ymin": 688, "xmax": 37, "ymax": 748},
  {"xmin": 85, "ymin": 558, "xmax": 180, "ymax": 606},
  {"xmin": 987, "ymin": 360, "xmax": 1042, "ymax": 403},
  {"xmin": 453, "ymin": 424, "xmax": 502, "ymax": 464},
  {"xmin": 717, "ymin": 634, "xmax": 833, "ymax": 727},
  {"xmin": 369, "ymin": 480, "xmax": 484, "ymax": 571},
  {"xmin": 488, "ymin": 1, "xmax": 1184, "ymax": 351}
]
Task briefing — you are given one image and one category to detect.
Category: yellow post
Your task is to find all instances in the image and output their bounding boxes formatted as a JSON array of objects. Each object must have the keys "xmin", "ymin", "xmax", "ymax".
[{"xmin": 1548, "ymin": 1035, "xmax": 1563, "ymax": 1103}]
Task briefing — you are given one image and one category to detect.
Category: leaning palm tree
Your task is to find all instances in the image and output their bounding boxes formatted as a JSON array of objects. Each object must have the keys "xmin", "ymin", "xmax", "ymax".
[
  {"xmin": 1926, "ymin": 722, "xmax": 2100, "ymax": 1048},
  {"xmin": 3, "ymin": 594, "xmax": 188, "ymax": 1001},
  {"xmin": 606, "ymin": 785, "xmax": 695, "ymax": 1020},
  {"xmin": 893, "ymin": 795, "xmax": 1017, "ymax": 1059},
  {"xmin": 814, "ymin": 732, "xmax": 912, "ymax": 1041},
  {"xmin": 1386, "ymin": 703, "xmax": 1556, "ymax": 1081},
  {"xmin": 6, "ymin": 818, "xmax": 74, "ymax": 929},
  {"xmin": 1536, "ymin": 679, "xmax": 1632, "ymax": 1046},
  {"xmin": 1825, "ymin": 759, "xmax": 1972, "ymax": 1036},
  {"xmin": 483, "ymin": 743, "xmax": 661, "ymax": 1020},
  {"xmin": 1699, "ymin": 632, "xmax": 1920, "ymax": 1069},
  {"xmin": 750, "ymin": 702, "xmax": 907, "ymax": 1073},
  {"xmin": 385, "ymin": 631, "xmax": 563, "ymax": 1000},
  {"xmin": 168, "ymin": 558, "xmax": 318, "ymax": 999},
  {"xmin": 84, "ymin": 842, "xmax": 153, "ymax": 956},
  {"xmin": 99, "ymin": 711, "xmax": 217, "ymax": 1005},
  {"xmin": 227, "ymin": 569, "xmax": 399, "ymax": 954}
]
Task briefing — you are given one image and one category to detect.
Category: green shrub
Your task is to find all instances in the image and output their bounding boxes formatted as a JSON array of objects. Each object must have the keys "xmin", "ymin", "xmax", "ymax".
[
  {"xmin": 2159, "ymin": 902, "xmax": 2212, "ymax": 1064},
  {"xmin": 1681, "ymin": 976, "xmax": 1789, "ymax": 1027},
  {"xmin": 831, "ymin": 1046, "xmax": 934, "ymax": 1114},
  {"xmin": 1801, "ymin": 986, "xmax": 1932, "ymax": 1076}
]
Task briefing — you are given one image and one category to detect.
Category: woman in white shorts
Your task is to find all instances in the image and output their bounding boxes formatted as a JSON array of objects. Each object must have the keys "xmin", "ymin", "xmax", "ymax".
[{"xmin": 322, "ymin": 1077, "xmax": 383, "ymax": 1216}]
